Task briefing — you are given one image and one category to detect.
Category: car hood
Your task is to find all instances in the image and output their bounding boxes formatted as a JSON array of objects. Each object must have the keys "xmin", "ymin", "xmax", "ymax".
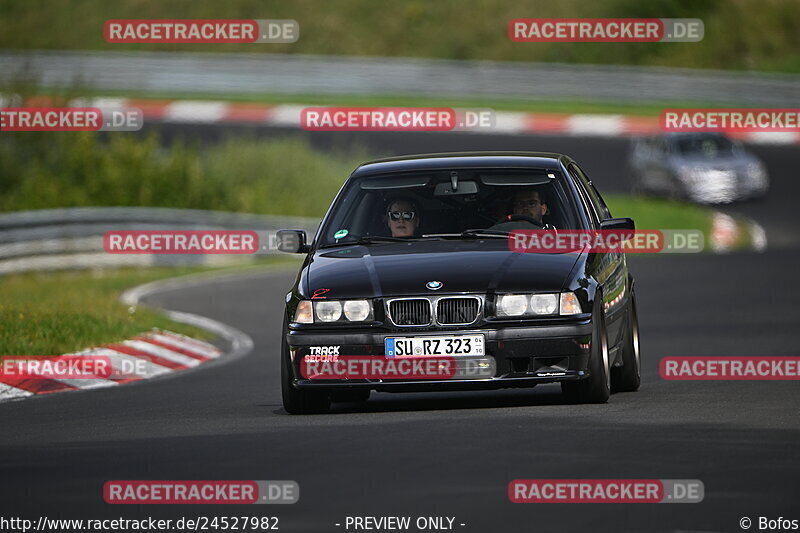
[{"xmin": 304, "ymin": 240, "xmax": 582, "ymax": 298}]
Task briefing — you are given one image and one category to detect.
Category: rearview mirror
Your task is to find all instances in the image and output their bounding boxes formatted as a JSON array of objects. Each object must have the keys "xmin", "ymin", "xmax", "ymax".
[
  {"xmin": 276, "ymin": 230, "xmax": 309, "ymax": 254},
  {"xmin": 434, "ymin": 180, "xmax": 478, "ymax": 196}
]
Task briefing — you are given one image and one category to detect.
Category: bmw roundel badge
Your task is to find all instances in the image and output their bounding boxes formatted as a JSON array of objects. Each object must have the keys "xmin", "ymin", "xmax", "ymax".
[{"xmin": 426, "ymin": 280, "xmax": 443, "ymax": 290}]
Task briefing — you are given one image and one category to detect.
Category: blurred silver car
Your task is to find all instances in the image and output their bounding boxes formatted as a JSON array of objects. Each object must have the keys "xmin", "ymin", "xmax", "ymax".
[{"xmin": 628, "ymin": 133, "xmax": 768, "ymax": 203}]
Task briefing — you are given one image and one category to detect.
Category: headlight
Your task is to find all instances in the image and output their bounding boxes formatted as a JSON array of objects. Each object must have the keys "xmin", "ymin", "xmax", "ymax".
[
  {"xmin": 315, "ymin": 301, "xmax": 342, "ymax": 322},
  {"xmin": 294, "ymin": 300, "xmax": 313, "ymax": 324},
  {"xmin": 530, "ymin": 294, "xmax": 558, "ymax": 315},
  {"xmin": 343, "ymin": 300, "xmax": 371, "ymax": 321},
  {"xmin": 293, "ymin": 299, "xmax": 374, "ymax": 324},
  {"xmin": 495, "ymin": 292, "xmax": 583, "ymax": 317},
  {"xmin": 497, "ymin": 294, "xmax": 528, "ymax": 317},
  {"xmin": 559, "ymin": 292, "xmax": 583, "ymax": 315}
]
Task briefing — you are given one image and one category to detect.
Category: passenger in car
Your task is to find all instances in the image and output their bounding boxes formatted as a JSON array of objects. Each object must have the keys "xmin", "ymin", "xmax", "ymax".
[{"xmin": 385, "ymin": 198, "xmax": 420, "ymax": 238}]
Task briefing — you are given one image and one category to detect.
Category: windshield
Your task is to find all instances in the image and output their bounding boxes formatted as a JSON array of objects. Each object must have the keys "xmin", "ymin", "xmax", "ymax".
[
  {"xmin": 674, "ymin": 135, "xmax": 738, "ymax": 158},
  {"xmin": 316, "ymin": 168, "xmax": 582, "ymax": 247}
]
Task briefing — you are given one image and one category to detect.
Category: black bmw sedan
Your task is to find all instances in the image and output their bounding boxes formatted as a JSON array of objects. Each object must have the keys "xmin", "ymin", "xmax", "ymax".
[{"xmin": 277, "ymin": 152, "xmax": 640, "ymax": 413}]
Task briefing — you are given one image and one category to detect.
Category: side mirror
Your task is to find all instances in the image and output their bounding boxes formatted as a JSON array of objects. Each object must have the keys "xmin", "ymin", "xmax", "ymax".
[
  {"xmin": 600, "ymin": 217, "xmax": 635, "ymax": 231},
  {"xmin": 276, "ymin": 230, "xmax": 310, "ymax": 254},
  {"xmin": 599, "ymin": 217, "xmax": 635, "ymax": 241}
]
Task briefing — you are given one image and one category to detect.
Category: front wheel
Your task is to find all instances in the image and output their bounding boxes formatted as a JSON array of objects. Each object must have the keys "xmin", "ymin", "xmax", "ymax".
[
  {"xmin": 611, "ymin": 293, "xmax": 641, "ymax": 392},
  {"xmin": 281, "ymin": 319, "xmax": 330, "ymax": 414},
  {"xmin": 562, "ymin": 296, "xmax": 611, "ymax": 404}
]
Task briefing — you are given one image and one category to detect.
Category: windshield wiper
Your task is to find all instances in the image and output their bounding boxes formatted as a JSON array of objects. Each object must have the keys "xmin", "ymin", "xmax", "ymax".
[
  {"xmin": 417, "ymin": 230, "xmax": 511, "ymax": 240},
  {"xmin": 321, "ymin": 231, "xmax": 510, "ymax": 248},
  {"xmin": 458, "ymin": 229, "xmax": 511, "ymax": 238}
]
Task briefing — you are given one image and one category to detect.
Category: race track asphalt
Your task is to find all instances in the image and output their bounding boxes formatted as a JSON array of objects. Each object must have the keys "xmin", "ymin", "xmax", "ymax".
[{"xmin": 1, "ymin": 129, "xmax": 799, "ymax": 533}]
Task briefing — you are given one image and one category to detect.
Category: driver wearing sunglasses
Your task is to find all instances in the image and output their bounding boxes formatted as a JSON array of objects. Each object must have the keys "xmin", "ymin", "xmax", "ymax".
[{"xmin": 385, "ymin": 198, "xmax": 420, "ymax": 238}]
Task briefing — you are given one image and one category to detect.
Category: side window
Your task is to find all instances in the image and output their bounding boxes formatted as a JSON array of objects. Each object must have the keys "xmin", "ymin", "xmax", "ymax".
[
  {"xmin": 569, "ymin": 164, "xmax": 612, "ymax": 220},
  {"xmin": 567, "ymin": 165, "xmax": 599, "ymax": 225},
  {"xmin": 588, "ymin": 181, "xmax": 612, "ymax": 219}
]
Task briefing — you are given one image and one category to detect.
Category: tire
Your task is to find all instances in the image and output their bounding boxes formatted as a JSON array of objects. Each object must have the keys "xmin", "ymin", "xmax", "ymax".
[
  {"xmin": 562, "ymin": 296, "xmax": 611, "ymax": 404},
  {"xmin": 611, "ymin": 293, "xmax": 641, "ymax": 393},
  {"xmin": 281, "ymin": 319, "xmax": 330, "ymax": 414}
]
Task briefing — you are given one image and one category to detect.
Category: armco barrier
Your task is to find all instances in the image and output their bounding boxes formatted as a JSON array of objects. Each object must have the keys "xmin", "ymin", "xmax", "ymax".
[
  {"xmin": 0, "ymin": 207, "xmax": 319, "ymax": 275},
  {"xmin": 1, "ymin": 51, "xmax": 798, "ymax": 107}
]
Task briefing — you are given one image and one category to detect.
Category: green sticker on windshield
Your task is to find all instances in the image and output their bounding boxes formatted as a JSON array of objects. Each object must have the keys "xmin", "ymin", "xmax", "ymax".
[{"xmin": 334, "ymin": 229, "xmax": 349, "ymax": 239}]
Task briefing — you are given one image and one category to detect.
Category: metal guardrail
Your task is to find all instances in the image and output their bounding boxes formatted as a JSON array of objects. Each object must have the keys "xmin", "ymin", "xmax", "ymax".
[
  {"xmin": 1, "ymin": 50, "xmax": 799, "ymax": 107},
  {"xmin": 0, "ymin": 207, "xmax": 319, "ymax": 275}
]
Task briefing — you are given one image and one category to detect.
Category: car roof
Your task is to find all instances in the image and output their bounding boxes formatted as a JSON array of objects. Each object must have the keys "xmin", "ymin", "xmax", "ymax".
[{"xmin": 351, "ymin": 152, "xmax": 569, "ymax": 177}]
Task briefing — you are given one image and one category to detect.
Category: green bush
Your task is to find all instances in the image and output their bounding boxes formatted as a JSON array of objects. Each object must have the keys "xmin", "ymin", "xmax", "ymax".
[
  {"xmin": 0, "ymin": 0, "xmax": 798, "ymax": 72},
  {"xmin": 0, "ymin": 131, "xmax": 367, "ymax": 217}
]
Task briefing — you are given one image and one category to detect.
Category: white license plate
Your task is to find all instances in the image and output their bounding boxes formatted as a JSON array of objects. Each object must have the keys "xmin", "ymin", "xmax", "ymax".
[{"xmin": 385, "ymin": 335, "xmax": 485, "ymax": 357}]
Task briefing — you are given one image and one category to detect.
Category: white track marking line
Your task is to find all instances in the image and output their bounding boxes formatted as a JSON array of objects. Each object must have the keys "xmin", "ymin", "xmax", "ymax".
[
  {"xmin": 55, "ymin": 378, "xmax": 118, "ymax": 389},
  {"xmin": 153, "ymin": 329, "xmax": 221, "ymax": 352},
  {"xmin": 147, "ymin": 332, "xmax": 221, "ymax": 358}
]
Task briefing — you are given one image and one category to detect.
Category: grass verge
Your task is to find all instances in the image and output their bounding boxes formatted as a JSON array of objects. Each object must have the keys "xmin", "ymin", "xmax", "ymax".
[
  {"xmin": 606, "ymin": 194, "xmax": 758, "ymax": 252},
  {"xmin": 0, "ymin": 258, "xmax": 299, "ymax": 355},
  {"xmin": 606, "ymin": 194, "xmax": 713, "ymax": 233},
  {"xmin": 26, "ymin": 87, "xmax": 710, "ymax": 117}
]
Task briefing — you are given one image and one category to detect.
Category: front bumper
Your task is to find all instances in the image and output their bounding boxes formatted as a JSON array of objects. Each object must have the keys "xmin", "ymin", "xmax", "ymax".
[
  {"xmin": 286, "ymin": 320, "xmax": 593, "ymax": 392},
  {"xmin": 686, "ymin": 175, "xmax": 768, "ymax": 204}
]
